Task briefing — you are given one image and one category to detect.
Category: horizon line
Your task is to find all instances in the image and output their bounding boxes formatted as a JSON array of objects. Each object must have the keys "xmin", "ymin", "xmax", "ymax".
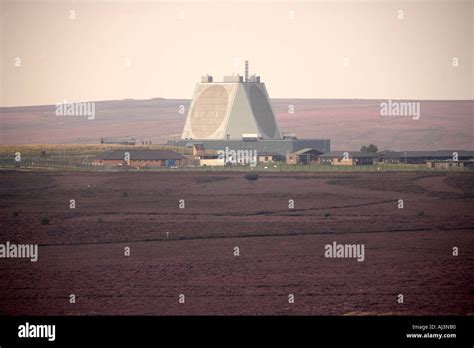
[{"xmin": 2, "ymin": 97, "xmax": 473, "ymax": 109}]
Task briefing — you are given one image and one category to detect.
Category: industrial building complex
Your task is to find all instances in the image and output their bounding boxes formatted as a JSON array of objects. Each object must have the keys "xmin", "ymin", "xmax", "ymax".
[
  {"xmin": 167, "ymin": 61, "xmax": 330, "ymax": 155},
  {"xmin": 90, "ymin": 62, "xmax": 473, "ymax": 170}
]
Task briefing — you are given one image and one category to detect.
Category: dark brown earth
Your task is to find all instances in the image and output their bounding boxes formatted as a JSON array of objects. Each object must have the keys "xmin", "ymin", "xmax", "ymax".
[{"xmin": 0, "ymin": 171, "xmax": 473, "ymax": 315}]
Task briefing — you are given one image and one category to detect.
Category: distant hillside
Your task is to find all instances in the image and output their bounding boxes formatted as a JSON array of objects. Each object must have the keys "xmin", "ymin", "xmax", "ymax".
[{"xmin": 1, "ymin": 99, "xmax": 472, "ymax": 151}]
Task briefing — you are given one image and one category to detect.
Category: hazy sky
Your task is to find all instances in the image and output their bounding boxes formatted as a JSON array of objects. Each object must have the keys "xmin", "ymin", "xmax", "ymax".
[{"xmin": 1, "ymin": 0, "xmax": 472, "ymax": 106}]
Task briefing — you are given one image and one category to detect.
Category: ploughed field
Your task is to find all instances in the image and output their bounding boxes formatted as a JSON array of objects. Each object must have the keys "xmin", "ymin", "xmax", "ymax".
[{"xmin": 0, "ymin": 171, "xmax": 473, "ymax": 315}]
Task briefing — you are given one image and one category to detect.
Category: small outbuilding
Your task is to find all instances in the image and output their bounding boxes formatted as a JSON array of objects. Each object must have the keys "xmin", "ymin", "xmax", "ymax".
[
  {"xmin": 286, "ymin": 148, "xmax": 323, "ymax": 165},
  {"xmin": 93, "ymin": 150, "xmax": 185, "ymax": 168},
  {"xmin": 198, "ymin": 154, "xmax": 225, "ymax": 167},
  {"xmin": 426, "ymin": 160, "xmax": 474, "ymax": 169},
  {"xmin": 257, "ymin": 152, "xmax": 283, "ymax": 163},
  {"xmin": 318, "ymin": 151, "xmax": 377, "ymax": 165}
]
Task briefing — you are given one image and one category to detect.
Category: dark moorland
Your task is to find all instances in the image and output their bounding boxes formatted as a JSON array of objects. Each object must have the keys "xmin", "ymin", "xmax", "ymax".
[{"xmin": 0, "ymin": 171, "xmax": 473, "ymax": 315}]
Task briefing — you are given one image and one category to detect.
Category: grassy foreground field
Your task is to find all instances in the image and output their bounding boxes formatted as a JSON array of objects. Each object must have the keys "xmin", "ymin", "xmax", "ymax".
[{"xmin": 0, "ymin": 170, "xmax": 473, "ymax": 315}]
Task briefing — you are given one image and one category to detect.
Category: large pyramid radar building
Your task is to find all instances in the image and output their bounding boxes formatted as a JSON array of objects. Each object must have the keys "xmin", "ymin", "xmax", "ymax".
[
  {"xmin": 169, "ymin": 61, "xmax": 330, "ymax": 155},
  {"xmin": 181, "ymin": 62, "xmax": 281, "ymax": 140}
]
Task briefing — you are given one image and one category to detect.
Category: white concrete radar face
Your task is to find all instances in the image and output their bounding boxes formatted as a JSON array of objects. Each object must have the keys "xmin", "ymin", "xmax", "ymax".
[{"xmin": 189, "ymin": 85, "xmax": 229, "ymax": 139}]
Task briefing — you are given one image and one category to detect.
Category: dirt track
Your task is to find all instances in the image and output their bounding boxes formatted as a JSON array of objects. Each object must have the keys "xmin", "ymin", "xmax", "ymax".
[{"xmin": 0, "ymin": 171, "xmax": 473, "ymax": 315}]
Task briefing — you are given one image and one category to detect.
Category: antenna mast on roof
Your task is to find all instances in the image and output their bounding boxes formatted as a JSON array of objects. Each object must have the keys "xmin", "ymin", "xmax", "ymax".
[{"xmin": 245, "ymin": 60, "xmax": 249, "ymax": 82}]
